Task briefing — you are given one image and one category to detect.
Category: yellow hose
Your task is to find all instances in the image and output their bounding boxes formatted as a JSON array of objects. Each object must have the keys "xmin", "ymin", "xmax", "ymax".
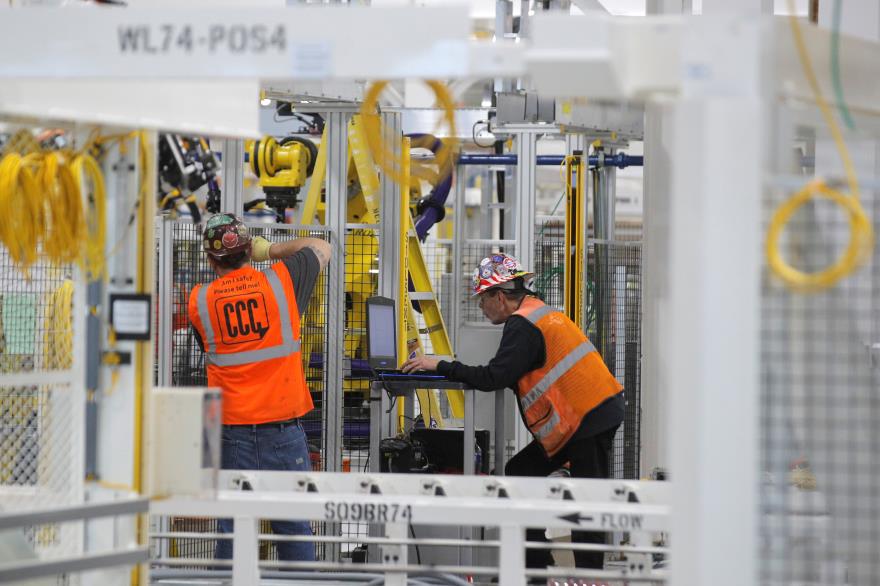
[
  {"xmin": 767, "ymin": 179, "xmax": 871, "ymax": 290},
  {"xmin": 0, "ymin": 138, "xmax": 107, "ymax": 274},
  {"xmin": 766, "ymin": 4, "xmax": 874, "ymax": 292},
  {"xmin": 72, "ymin": 153, "xmax": 107, "ymax": 281},
  {"xmin": 39, "ymin": 151, "xmax": 86, "ymax": 267},
  {"xmin": 44, "ymin": 279, "xmax": 74, "ymax": 370},
  {"xmin": 360, "ymin": 80, "xmax": 459, "ymax": 186},
  {"xmin": 0, "ymin": 152, "xmax": 43, "ymax": 270}
]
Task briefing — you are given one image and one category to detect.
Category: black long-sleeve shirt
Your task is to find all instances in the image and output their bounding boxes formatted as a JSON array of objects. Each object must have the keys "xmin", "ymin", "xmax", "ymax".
[{"xmin": 436, "ymin": 314, "xmax": 624, "ymax": 442}]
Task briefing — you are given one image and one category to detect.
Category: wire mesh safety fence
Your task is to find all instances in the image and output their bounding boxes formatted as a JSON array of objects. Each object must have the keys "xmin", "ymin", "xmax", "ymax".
[
  {"xmin": 759, "ymin": 168, "xmax": 880, "ymax": 585},
  {"xmin": 534, "ymin": 217, "xmax": 566, "ymax": 310},
  {"xmin": 0, "ymin": 250, "xmax": 84, "ymax": 560},
  {"xmin": 416, "ymin": 239, "xmax": 453, "ymax": 355},
  {"xmin": 0, "ymin": 258, "xmax": 76, "ymax": 375},
  {"xmin": 613, "ymin": 218, "xmax": 644, "ymax": 242},
  {"xmin": 587, "ymin": 240, "xmax": 642, "ymax": 480},
  {"xmin": 532, "ymin": 215, "xmax": 643, "ymax": 480},
  {"xmin": 339, "ymin": 226, "xmax": 379, "ymax": 552},
  {"xmin": 534, "ymin": 216, "xmax": 642, "ymax": 313},
  {"xmin": 154, "ymin": 220, "xmax": 331, "ymax": 563}
]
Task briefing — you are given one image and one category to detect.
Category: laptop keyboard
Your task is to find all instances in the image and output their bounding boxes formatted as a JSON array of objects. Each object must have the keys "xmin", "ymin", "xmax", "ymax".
[{"xmin": 374, "ymin": 369, "xmax": 446, "ymax": 380}]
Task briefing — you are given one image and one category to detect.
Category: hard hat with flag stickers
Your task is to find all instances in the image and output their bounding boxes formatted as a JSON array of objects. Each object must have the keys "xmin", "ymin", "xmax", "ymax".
[{"xmin": 471, "ymin": 253, "xmax": 534, "ymax": 296}]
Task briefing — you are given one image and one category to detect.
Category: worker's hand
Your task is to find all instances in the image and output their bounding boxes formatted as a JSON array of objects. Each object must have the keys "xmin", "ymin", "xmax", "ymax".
[
  {"xmin": 401, "ymin": 355, "xmax": 440, "ymax": 373},
  {"xmin": 251, "ymin": 236, "xmax": 272, "ymax": 262}
]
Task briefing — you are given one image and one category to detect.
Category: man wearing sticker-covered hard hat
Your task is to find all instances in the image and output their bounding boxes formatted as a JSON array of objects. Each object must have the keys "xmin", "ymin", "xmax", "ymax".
[
  {"xmin": 402, "ymin": 252, "xmax": 624, "ymax": 573},
  {"xmin": 187, "ymin": 212, "xmax": 330, "ymax": 562}
]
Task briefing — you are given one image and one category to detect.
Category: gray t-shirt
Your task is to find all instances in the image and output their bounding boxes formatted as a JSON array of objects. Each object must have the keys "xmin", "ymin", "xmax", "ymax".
[{"xmin": 282, "ymin": 247, "xmax": 321, "ymax": 314}]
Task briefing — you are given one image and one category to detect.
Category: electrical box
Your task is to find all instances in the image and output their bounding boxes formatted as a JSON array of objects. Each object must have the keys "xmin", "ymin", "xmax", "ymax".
[{"xmin": 147, "ymin": 387, "xmax": 221, "ymax": 497}]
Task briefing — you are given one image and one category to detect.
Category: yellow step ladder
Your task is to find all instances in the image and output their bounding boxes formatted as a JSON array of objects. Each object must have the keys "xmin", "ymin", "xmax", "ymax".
[
  {"xmin": 302, "ymin": 117, "xmax": 459, "ymax": 423},
  {"xmin": 397, "ymin": 137, "xmax": 464, "ymax": 421}
]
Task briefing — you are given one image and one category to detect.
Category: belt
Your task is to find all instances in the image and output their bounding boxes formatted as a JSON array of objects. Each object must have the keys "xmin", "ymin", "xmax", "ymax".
[{"xmin": 224, "ymin": 417, "xmax": 300, "ymax": 430}]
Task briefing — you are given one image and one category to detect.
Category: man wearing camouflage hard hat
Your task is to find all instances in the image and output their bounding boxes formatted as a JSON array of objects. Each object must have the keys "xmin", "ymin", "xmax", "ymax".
[
  {"xmin": 188, "ymin": 212, "xmax": 331, "ymax": 562},
  {"xmin": 402, "ymin": 252, "xmax": 624, "ymax": 574}
]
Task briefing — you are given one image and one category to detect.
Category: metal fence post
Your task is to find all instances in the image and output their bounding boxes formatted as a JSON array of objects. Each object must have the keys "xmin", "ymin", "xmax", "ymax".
[
  {"xmin": 220, "ymin": 139, "xmax": 245, "ymax": 217},
  {"xmin": 324, "ymin": 111, "xmax": 350, "ymax": 475}
]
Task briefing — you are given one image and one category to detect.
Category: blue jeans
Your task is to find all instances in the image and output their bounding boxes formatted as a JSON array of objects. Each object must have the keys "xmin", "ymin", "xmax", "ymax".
[{"xmin": 215, "ymin": 420, "xmax": 315, "ymax": 562}]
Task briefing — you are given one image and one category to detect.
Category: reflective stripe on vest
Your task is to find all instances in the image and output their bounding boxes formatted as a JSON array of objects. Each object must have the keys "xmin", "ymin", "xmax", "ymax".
[
  {"xmin": 520, "ymin": 340, "xmax": 597, "ymax": 411},
  {"xmin": 534, "ymin": 410, "xmax": 561, "ymax": 442},
  {"xmin": 197, "ymin": 284, "xmax": 215, "ymax": 354},
  {"xmin": 197, "ymin": 268, "xmax": 300, "ymax": 367},
  {"xmin": 522, "ymin": 304, "xmax": 556, "ymax": 324}
]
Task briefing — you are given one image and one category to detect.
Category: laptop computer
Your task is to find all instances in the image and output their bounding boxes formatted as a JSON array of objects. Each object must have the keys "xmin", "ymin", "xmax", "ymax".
[{"xmin": 365, "ymin": 295, "xmax": 448, "ymax": 382}]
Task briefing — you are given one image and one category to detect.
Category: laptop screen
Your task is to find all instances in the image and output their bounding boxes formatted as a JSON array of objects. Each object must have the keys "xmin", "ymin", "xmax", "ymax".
[{"xmin": 366, "ymin": 297, "xmax": 397, "ymax": 369}]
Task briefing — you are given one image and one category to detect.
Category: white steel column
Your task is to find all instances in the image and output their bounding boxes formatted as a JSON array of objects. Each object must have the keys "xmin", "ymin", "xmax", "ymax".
[
  {"xmin": 377, "ymin": 112, "xmax": 403, "ymax": 446},
  {"xmin": 514, "ymin": 132, "xmax": 537, "ymax": 274},
  {"xmin": 156, "ymin": 216, "xmax": 173, "ymax": 387},
  {"xmin": 494, "ymin": 0, "xmax": 514, "ymax": 96},
  {"xmin": 100, "ymin": 138, "xmax": 141, "ymax": 487},
  {"xmin": 513, "ymin": 131, "xmax": 537, "ymax": 453},
  {"xmin": 498, "ymin": 525, "xmax": 525, "ymax": 586},
  {"xmin": 640, "ymin": 101, "xmax": 674, "ymax": 478},
  {"xmin": 481, "ymin": 169, "xmax": 494, "ymax": 239},
  {"xmin": 667, "ymin": 17, "xmax": 763, "ymax": 586},
  {"xmin": 378, "ymin": 112, "xmax": 402, "ymax": 301},
  {"xmin": 323, "ymin": 110, "xmax": 351, "ymax": 565},
  {"xmin": 324, "ymin": 111, "xmax": 350, "ymax": 475},
  {"xmin": 383, "ymin": 523, "xmax": 408, "ymax": 586},
  {"xmin": 451, "ymin": 163, "xmax": 466, "ymax": 349},
  {"xmin": 220, "ymin": 139, "xmax": 245, "ymax": 216},
  {"xmin": 232, "ymin": 516, "xmax": 260, "ymax": 585}
]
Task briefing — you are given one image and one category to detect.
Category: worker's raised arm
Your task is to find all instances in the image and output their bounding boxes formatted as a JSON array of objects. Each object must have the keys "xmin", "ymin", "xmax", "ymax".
[{"xmin": 264, "ymin": 237, "xmax": 331, "ymax": 269}]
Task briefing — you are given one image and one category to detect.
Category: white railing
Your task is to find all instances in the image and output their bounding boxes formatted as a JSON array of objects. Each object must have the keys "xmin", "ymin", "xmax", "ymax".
[{"xmin": 150, "ymin": 471, "xmax": 670, "ymax": 586}]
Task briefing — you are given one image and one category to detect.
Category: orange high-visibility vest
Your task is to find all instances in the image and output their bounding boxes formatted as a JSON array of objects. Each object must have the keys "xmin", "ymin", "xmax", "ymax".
[
  {"xmin": 188, "ymin": 263, "xmax": 313, "ymax": 424},
  {"xmin": 513, "ymin": 296, "xmax": 622, "ymax": 457}
]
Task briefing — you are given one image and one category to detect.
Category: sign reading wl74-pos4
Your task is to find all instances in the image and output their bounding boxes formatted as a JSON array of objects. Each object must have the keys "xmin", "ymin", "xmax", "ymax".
[{"xmin": 0, "ymin": 6, "xmax": 470, "ymax": 80}]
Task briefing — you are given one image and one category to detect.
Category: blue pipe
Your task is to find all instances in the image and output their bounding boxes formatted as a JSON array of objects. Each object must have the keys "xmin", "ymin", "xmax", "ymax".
[{"xmin": 457, "ymin": 153, "xmax": 644, "ymax": 168}]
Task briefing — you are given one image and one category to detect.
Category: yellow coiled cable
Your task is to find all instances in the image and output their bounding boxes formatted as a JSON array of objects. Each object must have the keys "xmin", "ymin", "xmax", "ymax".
[
  {"xmin": 766, "ymin": 4, "xmax": 874, "ymax": 292},
  {"xmin": 360, "ymin": 80, "xmax": 459, "ymax": 186},
  {"xmin": 44, "ymin": 279, "xmax": 74, "ymax": 370},
  {"xmin": 72, "ymin": 153, "xmax": 107, "ymax": 281},
  {"xmin": 0, "ymin": 133, "xmax": 110, "ymax": 273},
  {"xmin": 0, "ymin": 152, "xmax": 43, "ymax": 269},
  {"xmin": 38, "ymin": 151, "xmax": 86, "ymax": 267}
]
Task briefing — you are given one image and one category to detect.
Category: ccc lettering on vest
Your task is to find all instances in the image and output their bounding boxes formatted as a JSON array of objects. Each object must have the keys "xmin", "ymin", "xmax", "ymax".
[{"xmin": 214, "ymin": 292, "xmax": 271, "ymax": 344}]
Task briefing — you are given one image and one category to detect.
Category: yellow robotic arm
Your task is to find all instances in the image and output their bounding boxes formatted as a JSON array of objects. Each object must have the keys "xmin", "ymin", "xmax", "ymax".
[{"xmin": 247, "ymin": 136, "xmax": 317, "ymax": 215}]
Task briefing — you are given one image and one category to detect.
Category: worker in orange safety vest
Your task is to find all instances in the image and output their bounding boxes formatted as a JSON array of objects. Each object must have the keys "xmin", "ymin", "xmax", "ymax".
[
  {"xmin": 402, "ymin": 252, "xmax": 624, "ymax": 573},
  {"xmin": 188, "ymin": 212, "xmax": 330, "ymax": 562}
]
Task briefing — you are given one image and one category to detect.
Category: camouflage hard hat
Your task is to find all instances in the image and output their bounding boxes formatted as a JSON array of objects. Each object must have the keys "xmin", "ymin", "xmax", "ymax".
[{"xmin": 202, "ymin": 213, "xmax": 251, "ymax": 257}]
